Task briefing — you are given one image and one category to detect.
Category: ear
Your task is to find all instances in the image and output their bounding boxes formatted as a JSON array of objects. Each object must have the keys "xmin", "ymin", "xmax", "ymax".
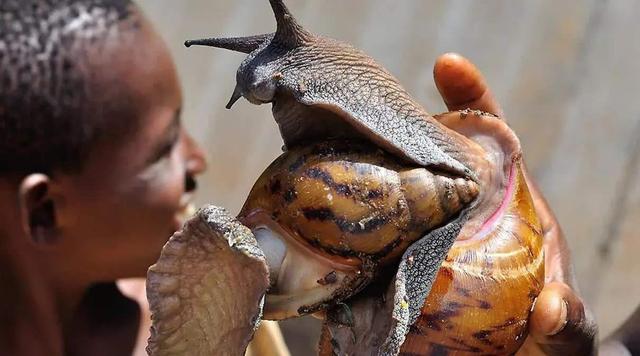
[{"xmin": 18, "ymin": 174, "xmax": 59, "ymax": 245}]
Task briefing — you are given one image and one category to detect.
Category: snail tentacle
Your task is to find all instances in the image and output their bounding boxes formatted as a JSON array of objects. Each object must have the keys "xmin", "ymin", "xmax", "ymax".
[
  {"xmin": 269, "ymin": 0, "xmax": 313, "ymax": 47},
  {"xmin": 184, "ymin": 33, "xmax": 273, "ymax": 54}
]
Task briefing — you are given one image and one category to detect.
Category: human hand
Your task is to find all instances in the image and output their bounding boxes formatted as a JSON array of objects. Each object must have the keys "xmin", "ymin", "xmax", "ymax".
[{"xmin": 432, "ymin": 53, "xmax": 598, "ymax": 355}]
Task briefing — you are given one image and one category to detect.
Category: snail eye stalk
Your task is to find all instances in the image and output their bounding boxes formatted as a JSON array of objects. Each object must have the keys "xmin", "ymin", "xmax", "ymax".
[{"xmin": 184, "ymin": 34, "xmax": 272, "ymax": 53}]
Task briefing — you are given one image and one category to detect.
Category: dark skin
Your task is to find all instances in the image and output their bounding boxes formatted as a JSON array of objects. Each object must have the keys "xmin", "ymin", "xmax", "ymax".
[
  {"xmin": 433, "ymin": 53, "xmax": 598, "ymax": 355},
  {"xmin": 0, "ymin": 10, "xmax": 205, "ymax": 356}
]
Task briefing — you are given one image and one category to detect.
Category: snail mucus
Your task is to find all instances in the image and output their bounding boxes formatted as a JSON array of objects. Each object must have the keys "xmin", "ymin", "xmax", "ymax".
[{"xmin": 146, "ymin": 1, "xmax": 544, "ymax": 355}]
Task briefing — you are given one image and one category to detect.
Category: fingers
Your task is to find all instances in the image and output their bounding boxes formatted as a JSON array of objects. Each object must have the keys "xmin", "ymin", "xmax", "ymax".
[
  {"xmin": 433, "ymin": 53, "xmax": 504, "ymax": 117},
  {"xmin": 528, "ymin": 282, "xmax": 597, "ymax": 355}
]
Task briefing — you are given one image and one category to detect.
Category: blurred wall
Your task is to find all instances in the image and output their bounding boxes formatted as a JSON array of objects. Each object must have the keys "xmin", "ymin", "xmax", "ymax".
[{"xmin": 137, "ymin": 0, "xmax": 640, "ymax": 352}]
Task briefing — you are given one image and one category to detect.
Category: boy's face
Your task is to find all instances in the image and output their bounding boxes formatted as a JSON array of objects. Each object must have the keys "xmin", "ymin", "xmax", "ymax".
[{"xmin": 51, "ymin": 15, "xmax": 207, "ymax": 279}]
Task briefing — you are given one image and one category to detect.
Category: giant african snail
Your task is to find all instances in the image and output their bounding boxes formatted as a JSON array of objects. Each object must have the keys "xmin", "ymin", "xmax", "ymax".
[{"xmin": 146, "ymin": 1, "xmax": 544, "ymax": 355}]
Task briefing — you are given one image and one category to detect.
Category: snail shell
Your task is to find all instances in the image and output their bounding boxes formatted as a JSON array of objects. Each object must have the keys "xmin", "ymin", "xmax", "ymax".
[
  {"xmin": 239, "ymin": 140, "xmax": 479, "ymax": 319},
  {"xmin": 398, "ymin": 159, "xmax": 544, "ymax": 355}
]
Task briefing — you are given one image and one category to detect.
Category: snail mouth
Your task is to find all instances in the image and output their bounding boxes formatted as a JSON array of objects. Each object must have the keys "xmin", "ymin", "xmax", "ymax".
[{"xmin": 240, "ymin": 210, "xmax": 364, "ymax": 320}]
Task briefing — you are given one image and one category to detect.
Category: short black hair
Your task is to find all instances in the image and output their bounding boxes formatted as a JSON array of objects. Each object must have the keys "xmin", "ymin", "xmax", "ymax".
[{"xmin": 0, "ymin": 0, "xmax": 138, "ymax": 175}]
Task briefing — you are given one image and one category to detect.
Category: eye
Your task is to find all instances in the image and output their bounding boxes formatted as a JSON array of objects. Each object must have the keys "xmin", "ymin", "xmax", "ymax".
[
  {"xmin": 149, "ymin": 136, "xmax": 179, "ymax": 164},
  {"xmin": 157, "ymin": 141, "xmax": 176, "ymax": 159},
  {"xmin": 251, "ymin": 79, "xmax": 277, "ymax": 102}
]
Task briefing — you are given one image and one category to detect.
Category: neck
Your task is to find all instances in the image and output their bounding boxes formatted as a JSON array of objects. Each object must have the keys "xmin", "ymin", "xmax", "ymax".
[{"xmin": 0, "ymin": 230, "xmax": 87, "ymax": 356}]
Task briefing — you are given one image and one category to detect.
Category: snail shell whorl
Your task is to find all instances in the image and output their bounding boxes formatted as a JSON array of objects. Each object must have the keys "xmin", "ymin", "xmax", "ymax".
[
  {"xmin": 241, "ymin": 141, "xmax": 477, "ymax": 260},
  {"xmin": 400, "ymin": 161, "xmax": 544, "ymax": 355},
  {"xmin": 239, "ymin": 140, "xmax": 478, "ymax": 319}
]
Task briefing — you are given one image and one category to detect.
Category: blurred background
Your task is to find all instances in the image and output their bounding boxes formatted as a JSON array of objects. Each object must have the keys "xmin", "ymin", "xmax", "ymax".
[{"xmin": 137, "ymin": 0, "xmax": 640, "ymax": 353}]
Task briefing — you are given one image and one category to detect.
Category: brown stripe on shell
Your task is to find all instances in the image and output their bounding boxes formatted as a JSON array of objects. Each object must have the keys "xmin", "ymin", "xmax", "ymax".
[
  {"xmin": 268, "ymin": 178, "xmax": 282, "ymax": 194},
  {"xmin": 472, "ymin": 330, "xmax": 494, "ymax": 346},
  {"xmin": 301, "ymin": 206, "xmax": 390, "ymax": 234},
  {"xmin": 283, "ymin": 187, "xmax": 297, "ymax": 203},
  {"xmin": 304, "ymin": 166, "xmax": 354, "ymax": 197}
]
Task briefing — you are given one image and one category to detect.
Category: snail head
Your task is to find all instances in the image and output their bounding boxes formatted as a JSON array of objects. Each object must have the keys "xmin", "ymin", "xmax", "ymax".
[{"xmin": 184, "ymin": 0, "xmax": 313, "ymax": 109}]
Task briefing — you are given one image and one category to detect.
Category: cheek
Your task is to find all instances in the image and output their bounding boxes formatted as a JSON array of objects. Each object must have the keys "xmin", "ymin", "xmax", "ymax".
[
  {"xmin": 118, "ymin": 155, "xmax": 188, "ymax": 267},
  {"xmin": 59, "ymin": 158, "xmax": 187, "ymax": 275},
  {"xmin": 85, "ymin": 151, "xmax": 188, "ymax": 250},
  {"xmin": 134, "ymin": 153, "xmax": 186, "ymax": 218}
]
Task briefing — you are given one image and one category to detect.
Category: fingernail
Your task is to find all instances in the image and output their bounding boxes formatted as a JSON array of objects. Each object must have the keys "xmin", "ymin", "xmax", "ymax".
[{"xmin": 547, "ymin": 299, "xmax": 568, "ymax": 336}]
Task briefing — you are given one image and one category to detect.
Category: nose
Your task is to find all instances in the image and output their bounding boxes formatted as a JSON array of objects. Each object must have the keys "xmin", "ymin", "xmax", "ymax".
[{"xmin": 183, "ymin": 130, "xmax": 207, "ymax": 176}]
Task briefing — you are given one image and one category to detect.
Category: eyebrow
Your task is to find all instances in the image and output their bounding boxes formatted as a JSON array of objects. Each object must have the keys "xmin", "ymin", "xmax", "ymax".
[{"xmin": 146, "ymin": 108, "xmax": 181, "ymax": 165}]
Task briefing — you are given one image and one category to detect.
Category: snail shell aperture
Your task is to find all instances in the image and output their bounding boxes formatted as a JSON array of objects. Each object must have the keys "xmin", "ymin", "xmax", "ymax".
[{"xmin": 147, "ymin": 1, "xmax": 545, "ymax": 355}]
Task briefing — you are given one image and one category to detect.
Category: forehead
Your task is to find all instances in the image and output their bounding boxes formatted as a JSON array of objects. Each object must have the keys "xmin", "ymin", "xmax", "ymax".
[
  {"xmin": 83, "ymin": 12, "xmax": 182, "ymax": 172},
  {"xmin": 94, "ymin": 12, "xmax": 181, "ymax": 115},
  {"xmin": 91, "ymin": 12, "xmax": 181, "ymax": 131}
]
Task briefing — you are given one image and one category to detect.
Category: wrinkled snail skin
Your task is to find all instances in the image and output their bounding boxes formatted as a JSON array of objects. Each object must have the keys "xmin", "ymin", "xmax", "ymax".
[
  {"xmin": 186, "ymin": 0, "xmax": 482, "ymax": 181},
  {"xmin": 238, "ymin": 141, "xmax": 479, "ymax": 319}
]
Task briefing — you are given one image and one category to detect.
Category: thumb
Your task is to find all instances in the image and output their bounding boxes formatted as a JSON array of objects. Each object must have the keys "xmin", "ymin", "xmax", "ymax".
[
  {"xmin": 528, "ymin": 282, "xmax": 597, "ymax": 355},
  {"xmin": 433, "ymin": 52, "xmax": 504, "ymax": 117}
]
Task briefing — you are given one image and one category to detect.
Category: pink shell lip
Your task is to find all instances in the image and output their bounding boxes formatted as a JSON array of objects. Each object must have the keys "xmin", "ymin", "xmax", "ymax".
[
  {"xmin": 474, "ymin": 162, "xmax": 517, "ymax": 240},
  {"xmin": 436, "ymin": 111, "xmax": 524, "ymax": 244}
]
